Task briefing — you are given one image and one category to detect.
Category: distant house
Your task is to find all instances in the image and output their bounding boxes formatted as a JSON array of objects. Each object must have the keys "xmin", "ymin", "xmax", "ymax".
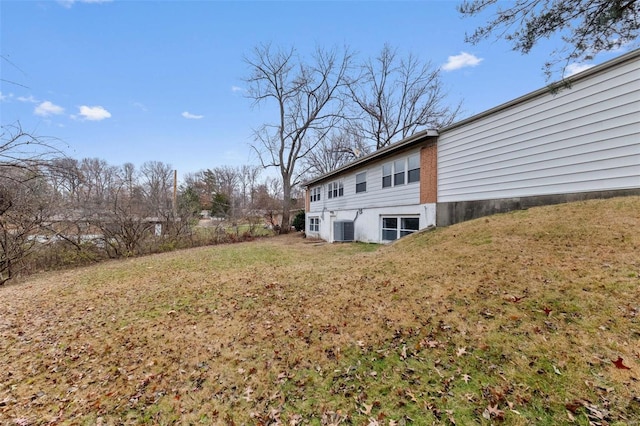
[{"xmin": 304, "ymin": 48, "xmax": 640, "ymax": 243}]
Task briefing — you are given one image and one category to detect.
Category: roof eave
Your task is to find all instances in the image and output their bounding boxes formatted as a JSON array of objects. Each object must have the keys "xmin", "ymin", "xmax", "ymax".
[{"xmin": 303, "ymin": 129, "xmax": 439, "ymax": 187}]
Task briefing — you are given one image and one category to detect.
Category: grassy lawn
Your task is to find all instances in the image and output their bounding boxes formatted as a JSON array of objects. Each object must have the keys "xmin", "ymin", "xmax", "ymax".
[{"xmin": 1, "ymin": 197, "xmax": 639, "ymax": 425}]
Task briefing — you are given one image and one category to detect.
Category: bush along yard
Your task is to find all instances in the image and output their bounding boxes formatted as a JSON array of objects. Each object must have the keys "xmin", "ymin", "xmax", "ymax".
[{"xmin": 1, "ymin": 197, "xmax": 639, "ymax": 425}]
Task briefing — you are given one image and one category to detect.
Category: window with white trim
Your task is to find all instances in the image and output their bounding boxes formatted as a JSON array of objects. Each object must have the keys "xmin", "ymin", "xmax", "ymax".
[
  {"xmin": 381, "ymin": 216, "xmax": 420, "ymax": 241},
  {"xmin": 310, "ymin": 187, "xmax": 321, "ymax": 202},
  {"xmin": 408, "ymin": 154, "xmax": 420, "ymax": 183},
  {"xmin": 382, "ymin": 153, "xmax": 420, "ymax": 188},
  {"xmin": 393, "ymin": 159, "xmax": 405, "ymax": 186},
  {"xmin": 382, "ymin": 163, "xmax": 392, "ymax": 188},
  {"xmin": 355, "ymin": 172, "xmax": 367, "ymax": 193},
  {"xmin": 327, "ymin": 181, "xmax": 344, "ymax": 199},
  {"xmin": 309, "ymin": 217, "xmax": 319, "ymax": 232}
]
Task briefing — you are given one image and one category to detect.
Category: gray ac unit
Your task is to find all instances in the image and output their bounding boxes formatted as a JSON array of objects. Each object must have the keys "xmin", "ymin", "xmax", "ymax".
[{"xmin": 333, "ymin": 220, "xmax": 354, "ymax": 242}]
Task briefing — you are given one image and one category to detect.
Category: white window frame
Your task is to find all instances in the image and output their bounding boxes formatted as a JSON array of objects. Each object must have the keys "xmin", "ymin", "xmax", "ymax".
[
  {"xmin": 310, "ymin": 186, "xmax": 321, "ymax": 202},
  {"xmin": 382, "ymin": 164, "xmax": 392, "ymax": 188},
  {"xmin": 308, "ymin": 217, "xmax": 320, "ymax": 232},
  {"xmin": 408, "ymin": 154, "xmax": 420, "ymax": 183},
  {"xmin": 382, "ymin": 153, "xmax": 420, "ymax": 188},
  {"xmin": 355, "ymin": 171, "xmax": 367, "ymax": 193},
  {"xmin": 327, "ymin": 181, "xmax": 344, "ymax": 199},
  {"xmin": 381, "ymin": 216, "xmax": 420, "ymax": 241},
  {"xmin": 393, "ymin": 159, "xmax": 405, "ymax": 186}
]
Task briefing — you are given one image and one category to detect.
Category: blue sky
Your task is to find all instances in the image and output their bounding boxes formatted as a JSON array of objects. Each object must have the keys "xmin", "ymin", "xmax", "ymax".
[{"xmin": 0, "ymin": 0, "xmax": 627, "ymax": 178}]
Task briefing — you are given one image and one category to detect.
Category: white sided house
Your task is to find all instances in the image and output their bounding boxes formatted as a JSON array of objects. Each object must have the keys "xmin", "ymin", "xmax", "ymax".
[{"xmin": 304, "ymin": 49, "xmax": 640, "ymax": 243}]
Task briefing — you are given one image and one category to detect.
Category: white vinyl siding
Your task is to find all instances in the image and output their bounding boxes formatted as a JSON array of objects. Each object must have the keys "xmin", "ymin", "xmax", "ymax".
[
  {"xmin": 306, "ymin": 148, "xmax": 422, "ymax": 214},
  {"xmin": 438, "ymin": 56, "xmax": 640, "ymax": 202}
]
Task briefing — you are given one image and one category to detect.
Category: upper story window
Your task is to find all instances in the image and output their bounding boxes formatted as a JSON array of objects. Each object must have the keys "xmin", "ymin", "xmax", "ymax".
[
  {"xmin": 394, "ymin": 159, "xmax": 405, "ymax": 186},
  {"xmin": 356, "ymin": 172, "xmax": 367, "ymax": 193},
  {"xmin": 310, "ymin": 186, "xmax": 321, "ymax": 202},
  {"xmin": 382, "ymin": 153, "xmax": 421, "ymax": 188},
  {"xmin": 408, "ymin": 154, "xmax": 420, "ymax": 183},
  {"xmin": 327, "ymin": 181, "xmax": 344, "ymax": 199},
  {"xmin": 382, "ymin": 164, "xmax": 392, "ymax": 188}
]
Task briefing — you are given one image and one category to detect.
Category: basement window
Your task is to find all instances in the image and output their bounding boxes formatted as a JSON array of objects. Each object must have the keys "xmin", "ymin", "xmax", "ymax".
[
  {"xmin": 309, "ymin": 217, "xmax": 320, "ymax": 232},
  {"xmin": 381, "ymin": 216, "xmax": 420, "ymax": 241}
]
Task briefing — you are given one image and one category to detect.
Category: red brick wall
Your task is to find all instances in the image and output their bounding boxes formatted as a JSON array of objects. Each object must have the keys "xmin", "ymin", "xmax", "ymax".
[
  {"xmin": 305, "ymin": 188, "xmax": 310, "ymax": 213},
  {"xmin": 420, "ymin": 141, "xmax": 437, "ymax": 204}
]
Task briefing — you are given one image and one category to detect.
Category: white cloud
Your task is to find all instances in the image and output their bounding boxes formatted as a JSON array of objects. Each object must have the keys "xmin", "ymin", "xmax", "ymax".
[
  {"xmin": 75, "ymin": 105, "xmax": 111, "ymax": 121},
  {"xmin": 442, "ymin": 52, "xmax": 483, "ymax": 71},
  {"xmin": 17, "ymin": 95, "xmax": 39, "ymax": 103},
  {"xmin": 34, "ymin": 101, "xmax": 65, "ymax": 117},
  {"xmin": 58, "ymin": 0, "xmax": 112, "ymax": 7},
  {"xmin": 231, "ymin": 86, "xmax": 244, "ymax": 93},
  {"xmin": 132, "ymin": 101, "xmax": 148, "ymax": 112},
  {"xmin": 564, "ymin": 63, "xmax": 594, "ymax": 77},
  {"xmin": 0, "ymin": 92, "xmax": 11, "ymax": 102},
  {"xmin": 182, "ymin": 111, "xmax": 204, "ymax": 120}
]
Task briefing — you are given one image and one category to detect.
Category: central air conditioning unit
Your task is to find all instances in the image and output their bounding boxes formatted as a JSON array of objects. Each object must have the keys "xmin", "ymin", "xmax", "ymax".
[{"xmin": 333, "ymin": 220, "xmax": 354, "ymax": 242}]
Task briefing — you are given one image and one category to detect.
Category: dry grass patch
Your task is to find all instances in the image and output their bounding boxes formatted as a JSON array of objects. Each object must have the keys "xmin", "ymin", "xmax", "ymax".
[{"xmin": 1, "ymin": 197, "xmax": 639, "ymax": 425}]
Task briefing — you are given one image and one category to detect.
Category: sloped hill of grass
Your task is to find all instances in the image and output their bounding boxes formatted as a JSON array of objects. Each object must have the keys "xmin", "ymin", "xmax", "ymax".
[{"xmin": 1, "ymin": 197, "xmax": 638, "ymax": 425}]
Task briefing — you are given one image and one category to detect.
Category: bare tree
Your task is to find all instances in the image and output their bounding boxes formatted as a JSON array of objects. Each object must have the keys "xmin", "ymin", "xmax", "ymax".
[
  {"xmin": 1, "ymin": 123, "xmax": 61, "ymax": 183},
  {"xmin": 459, "ymin": 0, "xmax": 640, "ymax": 78},
  {"xmin": 213, "ymin": 166, "xmax": 240, "ymax": 218},
  {"xmin": 49, "ymin": 158, "xmax": 83, "ymax": 204},
  {"xmin": 121, "ymin": 162, "xmax": 138, "ymax": 197},
  {"xmin": 78, "ymin": 158, "xmax": 120, "ymax": 208},
  {"xmin": 304, "ymin": 128, "xmax": 371, "ymax": 177},
  {"xmin": 245, "ymin": 43, "xmax": 354, "ymax": 232},
  {"xmin": 0, "ymin": 124, "xmax": 60, "ymax": 284},
  {"xmin": 139, "ymin": 161, "xmax": 173, "ymax": 216},
  {"xmin": 91, "ymin": 206, "xmax": 154, "ymax": 258},
  {"xmin": 251, "ymin": 178, "xmax": 283, "ymax": 230},
  {"xmin": 348, "ymin": 44, "xmax": 460, "ymax": 150},
  {"xmin": 0, "ymin": 171, "xmax": 54, "ymax": 284},
  {"xmin": 239, "ymin": 164, "xmax": 262, "ymax": 212}
]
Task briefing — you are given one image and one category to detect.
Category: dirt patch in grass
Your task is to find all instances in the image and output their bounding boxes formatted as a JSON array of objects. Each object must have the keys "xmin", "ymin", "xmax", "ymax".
[{"xmin": 1, "ymin": 197, "xmax": 639, "ymax": 425}]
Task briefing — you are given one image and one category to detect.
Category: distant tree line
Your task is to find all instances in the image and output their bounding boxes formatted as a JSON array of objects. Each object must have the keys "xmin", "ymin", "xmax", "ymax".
[{"xmin": 0, "ymin": 124, "xmax": 292, "ymax": 285}]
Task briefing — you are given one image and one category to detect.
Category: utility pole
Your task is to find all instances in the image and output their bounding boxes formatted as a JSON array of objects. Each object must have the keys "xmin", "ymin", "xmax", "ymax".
[{"xmin": 173, "ymin": 169, "xmax": 177, "ymax": 216}]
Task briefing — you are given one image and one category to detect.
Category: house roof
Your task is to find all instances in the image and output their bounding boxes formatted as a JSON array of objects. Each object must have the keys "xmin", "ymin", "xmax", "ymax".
[
  {"xmin": 441, "ymin": 48, "xmax": 640, "ymax": 133},
  {"xmin": 304, "ymin": 48, "xmax": 640, "ymax": 188},
  {"xmin": 303, "ymin": 129, "xmax": 439, "ymax": 187}
]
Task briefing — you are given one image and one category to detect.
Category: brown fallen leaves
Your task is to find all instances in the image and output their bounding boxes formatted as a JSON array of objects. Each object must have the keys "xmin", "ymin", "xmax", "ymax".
[
  {"xmin": 482, "ymin": 404, "xmax": 505, "ymax": 420},
  {"xmin": 612, "ymin": 357, "xmax": 631, "ymax": 370}
]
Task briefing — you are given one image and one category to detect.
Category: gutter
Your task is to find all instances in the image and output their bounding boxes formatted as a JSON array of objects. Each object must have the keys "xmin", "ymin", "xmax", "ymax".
[{"xmin": 303, "ymin": 129, "xmax": 439, "ymax": 187}]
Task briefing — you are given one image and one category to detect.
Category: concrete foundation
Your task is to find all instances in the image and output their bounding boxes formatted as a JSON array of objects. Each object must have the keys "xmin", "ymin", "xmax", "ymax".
[{"xmin": 436, "ymin": 189, "xmax": 640, "ymax": 227}]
